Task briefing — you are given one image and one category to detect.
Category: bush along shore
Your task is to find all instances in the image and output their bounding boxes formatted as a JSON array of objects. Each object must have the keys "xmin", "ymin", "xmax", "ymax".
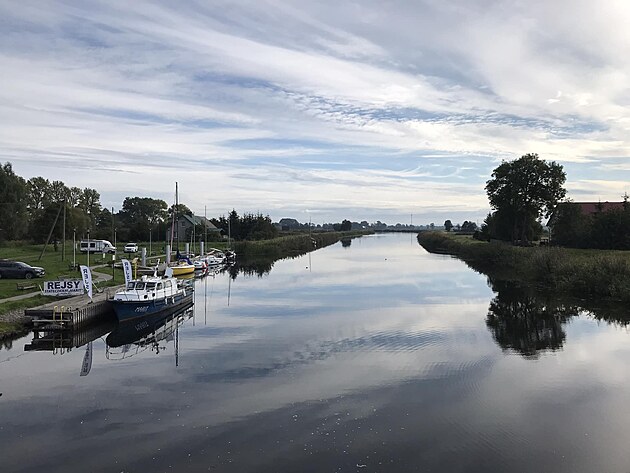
[
  {"xmin": 418, "ymin": 231, "xmax": 630, "ymax": 302},
  {"xmin": 232, "ymin": 230, "xmax": 371, "ymax": 259}
]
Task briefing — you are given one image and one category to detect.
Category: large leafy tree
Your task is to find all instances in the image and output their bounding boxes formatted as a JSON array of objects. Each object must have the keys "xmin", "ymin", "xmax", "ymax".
[
  {"xmin": 485, "ymin": 153, "xmax": 566, "ymax": 244},
  {"xmin": 0, "ymin": 162, "xmax": 28, "ymax": 241},
  {"xmin": 79, "ymin": 188, "xmax": 102, "ymax": 229},
  {"xmin": 119, "ymin": 197, "xmax": 168, "ymax": 241}
]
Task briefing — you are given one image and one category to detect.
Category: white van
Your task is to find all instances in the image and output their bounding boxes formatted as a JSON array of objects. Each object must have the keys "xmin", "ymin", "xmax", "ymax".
[{"xmin": 79, "ymin": 239, "xmax": 116, "ymax": 254}]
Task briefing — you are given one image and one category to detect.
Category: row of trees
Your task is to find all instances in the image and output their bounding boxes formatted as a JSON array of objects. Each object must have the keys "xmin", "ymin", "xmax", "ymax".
[
  {"xmin": 477, "ymin": 152, "xmax": 630, "ymax": 250},
  {"xmin": 211, "ymin": 210, "xmax": 278, "ymax": 241},
  {"xmin": 551, "ymin": 200, "xmax": 630, "ymax": 249},
  {"xmin": 0, "ymin": 161, "xmax": 277, "ymax": 244},
  {"xmin": 444, "ymin": 220, "xmax": 478, "ymax": 232},
  {"xmin": 0, "ymin": 162, "xmax": 107, "ymax": 242}
]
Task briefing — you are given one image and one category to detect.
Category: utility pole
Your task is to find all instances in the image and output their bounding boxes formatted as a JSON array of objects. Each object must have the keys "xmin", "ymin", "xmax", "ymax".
[
  {"xmin": 87, "ymin": 228, "xmax": 90, "ymax": 268},
  {"xmin": 62, "ymin": 200, "xmax": 66, "ymax": 261},
  {"xmin": 111, "ymin": 207, "xmax": 115, "ymax": 248}
]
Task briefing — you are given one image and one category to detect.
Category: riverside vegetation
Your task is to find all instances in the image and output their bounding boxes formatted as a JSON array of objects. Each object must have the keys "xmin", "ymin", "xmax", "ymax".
[{"xmin": 418, "ymin": 231, "xmax": 630, "ymax": 302}]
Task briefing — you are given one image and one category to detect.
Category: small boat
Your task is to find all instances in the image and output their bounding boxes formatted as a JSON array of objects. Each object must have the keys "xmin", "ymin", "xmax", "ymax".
[
  {"xmin": 193, "ymin": 259, "xmax": 207, "ymax": 271},
  {"xmin": 205, "ymin": 248, "xmax": 227, "ymax": 266},
  {"xmin": 110, "ymin": 275, "xmax": 194, "ymax": 322},
  {"xmin": 169, "ymin": 261, "xmax": 195, "ymax": 276}
]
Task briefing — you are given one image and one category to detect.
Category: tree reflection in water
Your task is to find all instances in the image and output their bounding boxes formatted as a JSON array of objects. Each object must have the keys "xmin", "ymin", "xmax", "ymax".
[
  {"xmin": 224, "ymin": 257, "xmax": 274, "ymax": 280},
  {"xmin": 485, "ymin": 280, "xmax": 578, "ymax": 358}
]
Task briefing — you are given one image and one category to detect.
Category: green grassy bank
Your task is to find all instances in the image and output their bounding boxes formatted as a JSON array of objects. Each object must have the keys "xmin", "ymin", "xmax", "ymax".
[
  {"xmin": 0, "ymin": 320, "xmax": 29, "ymax": 340},
  {"xmin": 418, "ymin": 231, "xmax": 630, "ymax": 302}
]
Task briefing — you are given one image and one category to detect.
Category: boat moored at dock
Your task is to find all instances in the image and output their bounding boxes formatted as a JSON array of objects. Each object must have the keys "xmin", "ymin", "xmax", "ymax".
[{"xmin": 110, "ymin": 275, "xmax": 193, "ymax": 322}]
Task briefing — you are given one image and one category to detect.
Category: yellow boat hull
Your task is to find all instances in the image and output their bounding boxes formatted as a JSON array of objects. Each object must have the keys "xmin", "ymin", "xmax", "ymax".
[{"xmin": 170, "ymin": 264, "xmax": 195, "ymax": 276}]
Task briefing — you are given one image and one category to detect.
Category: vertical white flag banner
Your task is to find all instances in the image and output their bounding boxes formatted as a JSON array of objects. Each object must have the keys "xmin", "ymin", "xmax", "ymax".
[
  {"xmin": 79, "ymin": 264, "xmax": 93, "ymax": 300},
  {"xmin": 122, "ymin": 259, "xmax": 133, "ymax": 285}
]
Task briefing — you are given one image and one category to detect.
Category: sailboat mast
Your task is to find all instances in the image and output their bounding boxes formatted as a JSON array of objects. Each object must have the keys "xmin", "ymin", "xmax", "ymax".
[{"xmin": 175, "ymin": 181, "xmax": 179, "ymax": 251}]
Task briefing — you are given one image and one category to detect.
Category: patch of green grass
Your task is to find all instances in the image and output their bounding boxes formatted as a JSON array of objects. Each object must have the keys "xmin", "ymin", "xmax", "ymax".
[{"xmin": 0, "ymin": 295, "xmax": 50, "ymax": 315}]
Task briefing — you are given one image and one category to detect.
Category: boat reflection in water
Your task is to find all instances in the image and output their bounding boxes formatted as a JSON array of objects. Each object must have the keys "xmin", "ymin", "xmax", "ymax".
[{"xmin": 105, "ymin": 306, "xmax": 194, "ymax": 364}]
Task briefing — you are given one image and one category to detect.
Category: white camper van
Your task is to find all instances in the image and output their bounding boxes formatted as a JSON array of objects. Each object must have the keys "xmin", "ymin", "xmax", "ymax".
[{"xmin": 79, "ymin": 239, "xmax": 116, "ymax": 254}]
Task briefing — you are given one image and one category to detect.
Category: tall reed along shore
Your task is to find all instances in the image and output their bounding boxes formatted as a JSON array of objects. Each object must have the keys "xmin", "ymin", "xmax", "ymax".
[
  {"xmin": 418, "ymin": 232, "xmax": 630, "ymax": 302},
  {"xmin": 232, "ymin": 230, "xmax": 371, "ymax": 258}
]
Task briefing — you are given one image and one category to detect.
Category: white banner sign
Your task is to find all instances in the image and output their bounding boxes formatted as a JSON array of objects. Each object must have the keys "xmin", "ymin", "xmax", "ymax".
[
  {"xmin": 122, "ymin": 259, "xmax": 133, "ymax": 285},
  {"xmin": 79, "ymin": 265, "xmax": 93, "ymax": 300},
  {"xmin": 41, "ymin": 279, "xmax": 84, "ymax": 297}
]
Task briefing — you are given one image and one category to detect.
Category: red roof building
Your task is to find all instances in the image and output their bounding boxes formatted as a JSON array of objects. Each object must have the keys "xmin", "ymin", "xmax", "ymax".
[
  {"xmin": 571, "ymin": 201, "xmax": 626, "ymax": 215},
  {"xmin": 547, "ymin": 201, "xmax": 626, "ymax": 227}
]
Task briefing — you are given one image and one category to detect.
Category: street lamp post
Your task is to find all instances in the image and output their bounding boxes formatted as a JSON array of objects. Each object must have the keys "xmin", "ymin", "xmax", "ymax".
[{"xmin": 87, "ymin": 229, "xmax": 90, "ymax": 268}]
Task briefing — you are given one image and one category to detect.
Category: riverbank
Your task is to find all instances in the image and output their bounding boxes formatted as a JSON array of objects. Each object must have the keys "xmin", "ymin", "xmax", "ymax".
[
  {"xmin": 418, "ymin": 231, "xmax": 630, "ymax": 302},
  {"xmin": 232, "ymin": 230, "xmax": 372, "ymax": 258},
  {"xmin": 0, "ymin": 231, "xmax": 370, "ymax": 340},
  {"xmin": 0, "ymin": 308, "xmax": 32, "ymax": 342}
]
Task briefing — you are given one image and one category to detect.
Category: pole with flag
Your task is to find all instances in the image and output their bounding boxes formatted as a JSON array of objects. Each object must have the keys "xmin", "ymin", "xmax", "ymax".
[
  {"xmin": 122, "ymin": 259, "xmax": 133, "ymax": 285},
  {"xmin": 79, "ymin": 265, "xmax": 93, "ymax": 302}
]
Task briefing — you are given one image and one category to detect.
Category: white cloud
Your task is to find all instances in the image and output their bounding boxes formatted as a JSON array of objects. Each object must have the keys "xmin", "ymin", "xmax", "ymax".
[{"xmin": 1, "ymin": 0, "xmax": 629, "ymax": 221}]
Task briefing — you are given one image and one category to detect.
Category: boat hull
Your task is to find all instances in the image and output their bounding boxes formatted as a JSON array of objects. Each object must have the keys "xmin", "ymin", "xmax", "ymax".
[
  {"xmin": 171, "ymin": 264, "xmax": 195, "ymax": 276},
  {"xmin": 111, "ymin": 292, "xmax": 194, "ymax": 322}
]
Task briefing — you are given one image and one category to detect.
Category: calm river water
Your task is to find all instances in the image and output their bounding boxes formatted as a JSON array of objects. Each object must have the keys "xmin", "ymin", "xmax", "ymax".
[{"xmin": 2, "ymin": 233, "xmax": 630, "ymax": 472}]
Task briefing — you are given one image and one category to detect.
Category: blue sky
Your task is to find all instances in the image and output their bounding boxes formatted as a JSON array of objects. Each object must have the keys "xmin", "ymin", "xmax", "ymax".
[{"xmin": 2, "ymin": 0, "xmax": 630, "ymax": 225}]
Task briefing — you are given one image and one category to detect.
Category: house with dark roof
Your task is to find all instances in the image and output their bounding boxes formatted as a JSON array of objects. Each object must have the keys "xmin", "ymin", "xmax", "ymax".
[{"xmin": 166, "ymin": 214, "xmax": 221, "ymax": 242}]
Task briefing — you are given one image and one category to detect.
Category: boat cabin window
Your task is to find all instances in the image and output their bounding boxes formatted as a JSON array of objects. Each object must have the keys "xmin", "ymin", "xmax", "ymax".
[
  {"xmin": 156, "ymin": 283, "xmax": 163, "ymax": 291},
  {"xmin": 134, "ymin": 282, "xmax": 146, "ymax": 290},
  {"xmin": 126, "ymin": 282, "xmax": 135, "ymax": 290},
  {"xmin": 164, "ymin": 281, "xmax": 172, "ymax": 289},
  {"xmin": 146, "ymin": 282, "xmax": 156, "ymax": 290}
]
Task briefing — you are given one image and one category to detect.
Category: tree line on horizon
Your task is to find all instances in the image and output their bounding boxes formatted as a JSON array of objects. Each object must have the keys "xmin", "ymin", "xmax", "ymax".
[
  {"xmin": 0, "ymin": 162, "xmax": 282, "ymax": 244},
  {"xmin": 0, "ymin": 162, "xmax": 371, "ymax": 245},
  {"xmin": 471, "ymin": 152, "xmax": 630, "ymax": 250}
]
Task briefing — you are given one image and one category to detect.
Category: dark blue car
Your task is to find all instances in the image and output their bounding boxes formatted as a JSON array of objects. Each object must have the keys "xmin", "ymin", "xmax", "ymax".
[{"xmin": 0, "ymin": 260, "xmax": 45, "ymax": 279}]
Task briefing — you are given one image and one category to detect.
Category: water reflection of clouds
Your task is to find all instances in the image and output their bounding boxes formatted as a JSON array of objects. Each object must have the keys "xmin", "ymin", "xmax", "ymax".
[{"xmin": 5, "ymin": 234, "xmax": 630, "ymax": 472}]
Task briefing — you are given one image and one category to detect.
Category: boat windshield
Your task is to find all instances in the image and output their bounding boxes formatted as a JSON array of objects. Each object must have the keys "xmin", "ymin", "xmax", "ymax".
[
  {"xmin": 126, "ymin": 282, "xmax": 135, "ymax": 290},
  {"xmin": 146, "ymin": 282, "xmax": 157, "ymax": 290},
  {"xmin": 134, "ymin": 282, "xmax": 146, "ymax": 290}
]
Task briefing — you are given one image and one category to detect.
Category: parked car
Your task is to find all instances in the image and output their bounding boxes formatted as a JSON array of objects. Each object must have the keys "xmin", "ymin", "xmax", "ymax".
[
  {"xmin": 0, "ymin": 260, "xmax": 45, "ymax": 279},
  {"xmin": 124, "ymin": 242, "xmax": 139, "ymax": 253}
]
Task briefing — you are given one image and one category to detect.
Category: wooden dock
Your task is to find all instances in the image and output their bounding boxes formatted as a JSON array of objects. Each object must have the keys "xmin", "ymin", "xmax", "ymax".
[{"xmin": 25, "ymin": 285, "xmax": 124, "ymax": 331}]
